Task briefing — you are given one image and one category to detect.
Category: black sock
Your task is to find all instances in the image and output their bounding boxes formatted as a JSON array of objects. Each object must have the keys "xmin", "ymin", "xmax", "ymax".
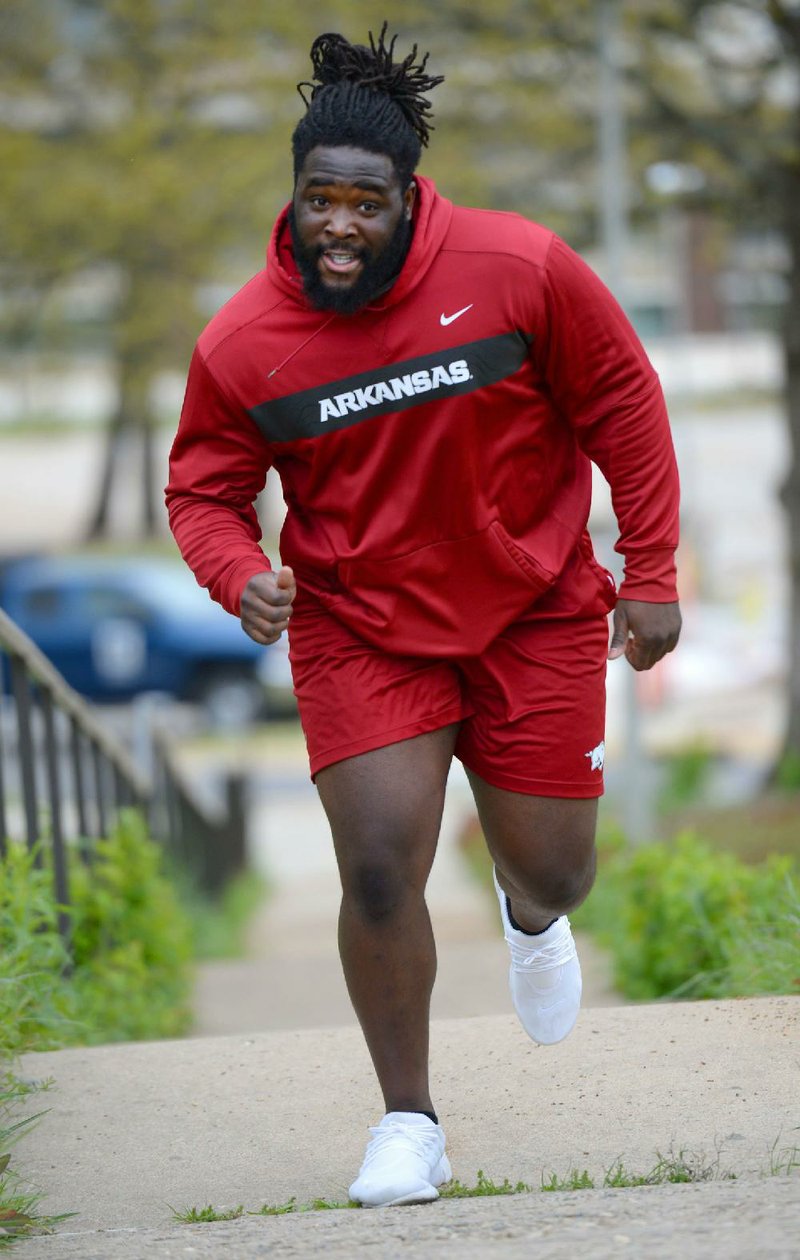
[
  {"xmin": 415, "ymin": 1110, "xmax": 438, "ymax": 1125},
  {"xmin": 506, "ymin": 896, "xmax": 557, "ymax": 936}
]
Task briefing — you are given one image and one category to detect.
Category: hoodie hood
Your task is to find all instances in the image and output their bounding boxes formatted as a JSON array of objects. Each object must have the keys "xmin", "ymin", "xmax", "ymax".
[{"xmin": 266, "ymin": 175, "xmax": 454, "ymax": 313}]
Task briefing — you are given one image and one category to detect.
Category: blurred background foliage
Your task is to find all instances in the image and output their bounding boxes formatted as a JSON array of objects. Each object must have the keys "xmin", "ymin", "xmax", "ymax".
[
  {"xmin": 1, "ymin": 0, "xmax": 800, "ymax": 766},
  {"xmin": 3, "ymin": 2, "xmax": 798, "ymax": 377}
]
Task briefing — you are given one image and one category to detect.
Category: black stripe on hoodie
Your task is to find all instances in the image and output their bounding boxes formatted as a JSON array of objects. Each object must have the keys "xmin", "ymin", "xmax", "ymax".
[{"xmin": 249, "ymin": 331, "xmax": 532, "ymax": 443}]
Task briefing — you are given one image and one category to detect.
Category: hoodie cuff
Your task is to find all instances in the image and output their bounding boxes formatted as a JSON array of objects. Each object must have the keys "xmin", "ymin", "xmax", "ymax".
[
  {"xmin": 223, "ymin": 557, "xmax": 274, "ymax": 617},
  {"xmin": 618, "ymin": 548, "xmax": 679, "ymax": 603}
]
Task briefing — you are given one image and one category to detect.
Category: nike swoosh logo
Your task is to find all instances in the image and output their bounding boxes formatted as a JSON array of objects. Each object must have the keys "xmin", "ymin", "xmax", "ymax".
[
  {"xmin": 440, "ymin": 304, "xmax": 474, "ymax": 326},
  {"xmin": 538, "ymin": 998, "xmax": 568, "ymax": 1015}
]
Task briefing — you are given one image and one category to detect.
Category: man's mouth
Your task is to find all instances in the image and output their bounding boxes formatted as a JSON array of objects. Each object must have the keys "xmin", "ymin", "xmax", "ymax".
[{"xmin": 320, "ymin": 249, "xmax": 363, "ymax": 276}]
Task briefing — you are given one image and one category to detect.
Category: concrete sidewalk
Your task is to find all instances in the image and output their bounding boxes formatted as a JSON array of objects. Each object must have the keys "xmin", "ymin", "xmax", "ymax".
[
  {"xmin": 12, "ymin": 730, "xmax": 800, "ymax": 1256},
  {"xmin": 14, "ymin": 998, "xmax": 800, "ymax": 1256},
  {"xmin": 14, "ymin": 1178, "xmax": 800, "ymax": 1260}
]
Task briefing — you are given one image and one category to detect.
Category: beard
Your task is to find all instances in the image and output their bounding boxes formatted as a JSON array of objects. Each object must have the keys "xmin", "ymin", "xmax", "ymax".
[{"xmin": 287, "ymin": 207, "xmax": 413, "ymax": 315}]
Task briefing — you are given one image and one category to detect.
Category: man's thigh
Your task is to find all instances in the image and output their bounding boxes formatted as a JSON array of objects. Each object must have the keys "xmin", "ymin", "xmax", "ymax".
[
  {"xmin": 466, "ymin": 770, "xmax": 598, "ymax": 894},
  {"xmin": 316, "ymin": 725, "xmax": 460, "ymax": 891}
]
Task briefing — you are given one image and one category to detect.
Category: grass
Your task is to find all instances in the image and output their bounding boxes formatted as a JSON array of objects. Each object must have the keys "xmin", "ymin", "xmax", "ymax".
[
  {"xmin": 172, "ymin": 1142, "xmax": 796, "ymax": 1224},
  {"xmin": 170, "ymin": 1204, "xmax": 245, "ymax": 1223},
  {"xmin": 440, "ymin": 1170, "xmax": 532, "ymax": 1198},
  {"xmin": 543, "ymin": 1147, "xmax": 737, "ymax": 1192},
  {"xmin": 0, "ymin": 1076, "xmax": 74, "ymax": 1247},
  {"xmin": 172, "ymin": 1198, "xmax": 358, "ymax": 1221},
  {"xmin": 540, "ymin": 1168, "xmax": 593, "ymax": 1192},
  {"xmin": 767, "ymin": 1141, "xmax": 800, "ymax": 1177}
]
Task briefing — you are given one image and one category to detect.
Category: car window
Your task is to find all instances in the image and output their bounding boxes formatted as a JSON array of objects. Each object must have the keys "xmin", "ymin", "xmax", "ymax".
[
  {"xmin": 127, "ymin": 567, "xmax": 217, "ymax": 615},
  {"xmin": 83, "ymin": 588, "xmax": 150, "ymax": 621},
  {"xmin": 18, "ymin": 586, "xmax": 65, "ymax": 618}
]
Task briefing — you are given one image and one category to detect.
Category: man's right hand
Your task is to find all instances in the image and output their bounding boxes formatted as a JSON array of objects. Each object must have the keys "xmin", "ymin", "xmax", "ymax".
[{"xmin": 240, "ymin": 567, "xmax": 296, "ymax": 645}]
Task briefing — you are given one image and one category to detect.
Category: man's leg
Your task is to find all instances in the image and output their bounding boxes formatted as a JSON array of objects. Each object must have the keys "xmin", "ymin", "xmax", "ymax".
[
  {"xmin": 315, "ymin": 724, "xmax": 459, "ymax": 1116},
  {"xmin": 466, "ymin": 776, "xmax": 598, "ymax": 932},
  {"xmin": 452, "ymin": 543, "xmax": 613, "ymax": 1041},
  {"xmin": 466, "ymin": 772, "xmax": 597, "ymax": 1043}
]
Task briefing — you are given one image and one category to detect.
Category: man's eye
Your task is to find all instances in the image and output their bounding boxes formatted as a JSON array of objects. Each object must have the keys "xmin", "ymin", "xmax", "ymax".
[
  {"xmin": 360, "ymin": 201, "xmax": 379, "ymax": 212},
  {"xmin": 310, "ymin": 196, "xmax": 328, "ymax": 208}
]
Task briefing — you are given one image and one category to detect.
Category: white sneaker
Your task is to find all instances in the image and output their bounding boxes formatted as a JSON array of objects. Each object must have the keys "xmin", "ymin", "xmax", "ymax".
[
  {"xmin": 493, "ymin": 867, "xmax": 582, "ymax": 1044},
  {"xmin": 349, "ymin": 1111, "xmax": 451, "ymax": 1208}
]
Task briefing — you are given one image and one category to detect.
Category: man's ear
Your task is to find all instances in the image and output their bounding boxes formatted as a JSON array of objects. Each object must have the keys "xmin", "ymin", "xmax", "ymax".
[{"xmin": 404, "ymin": 180, "xmax": 417, "ymax": 219}]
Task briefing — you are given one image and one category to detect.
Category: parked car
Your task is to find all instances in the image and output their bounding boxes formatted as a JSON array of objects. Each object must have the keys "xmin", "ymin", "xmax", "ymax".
[{"xmin": 0, "ymin": 553, "xmax": 295, "ymax": 727}]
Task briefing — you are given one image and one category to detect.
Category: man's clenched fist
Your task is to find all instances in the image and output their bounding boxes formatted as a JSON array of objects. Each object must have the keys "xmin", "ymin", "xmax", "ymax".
[
  {"xmin": 240, "ymin": 567, "xmax": 296, "ymax": 645},
  {"xmin": 607, "ymin": 598, "xmax": 681, "ymax": 672}
]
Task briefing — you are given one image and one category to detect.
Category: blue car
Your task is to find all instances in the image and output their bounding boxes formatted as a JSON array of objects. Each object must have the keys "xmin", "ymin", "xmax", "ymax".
[{"xmin": 0, "ymin": 554, "xmax": 294, "ymax": 727}]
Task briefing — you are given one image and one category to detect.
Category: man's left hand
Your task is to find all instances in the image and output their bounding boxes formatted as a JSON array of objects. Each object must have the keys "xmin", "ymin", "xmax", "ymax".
[{"xmin": 608, "ymin": 599, "xmax": 682, "ymax": 672}]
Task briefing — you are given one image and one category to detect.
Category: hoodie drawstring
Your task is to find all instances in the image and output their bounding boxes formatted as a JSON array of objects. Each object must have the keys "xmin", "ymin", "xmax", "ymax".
[{"xmin": 268, "ymin": 314, "xmax": 338, "ymax": 379}]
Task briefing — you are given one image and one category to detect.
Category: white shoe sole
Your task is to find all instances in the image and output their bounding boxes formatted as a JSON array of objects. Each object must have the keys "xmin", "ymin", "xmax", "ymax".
[{"xmin": 353, "ymin": 1154, "xmax": 452, "ymax": 1208}]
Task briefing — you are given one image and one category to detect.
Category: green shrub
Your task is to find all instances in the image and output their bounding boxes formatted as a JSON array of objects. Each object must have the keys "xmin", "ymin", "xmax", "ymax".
[
  {"xmin": 656, "ymin": 742, "xmax": 714, "ymax": 813},
  {"xmin": 172, "ymin": 867, "xmax": 269, "ymax": 962},
  {"xmin": 68, "ymin": 812, "xmax": 194, "ymax": 1042},
  {"xmin": 0, "ymin": 810, "xmax": 194, "ymax": 1057},
  {"xmin": 0, "ymin": 846, "xmax": 75, "ymax": 1060},
  {"xmin": 774, "ymin": 750, "xmax": 800, "ymax": 792},
  {"xmin": 573, "ymin": 831, "xmax": 799, "ymax": 1000}
]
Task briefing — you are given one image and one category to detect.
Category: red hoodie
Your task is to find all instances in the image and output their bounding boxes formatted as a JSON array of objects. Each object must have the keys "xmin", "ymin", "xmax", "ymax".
[{"xmin": 166, "ymin": 176, "xmax": 679, "ymax": 657}]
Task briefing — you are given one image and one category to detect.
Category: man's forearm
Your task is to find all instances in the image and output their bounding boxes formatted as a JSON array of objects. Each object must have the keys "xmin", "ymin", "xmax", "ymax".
[{"xmin": 168, "ymin": 494, "xmax": 272, "ymax": 615}]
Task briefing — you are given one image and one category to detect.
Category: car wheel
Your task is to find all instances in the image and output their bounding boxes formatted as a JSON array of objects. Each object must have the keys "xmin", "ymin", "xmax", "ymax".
[{"xmin": 192, "ymin": 666, "xmax": 266, "ymax": 730}]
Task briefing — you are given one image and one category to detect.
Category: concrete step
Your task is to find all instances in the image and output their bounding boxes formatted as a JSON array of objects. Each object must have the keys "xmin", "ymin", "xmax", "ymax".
[
  {"xmin": 15, "ymin": 998, "xmax": 799, "ymax": 1246},
  {"xmin": 14, "ymin": 1177, "xmax": 800, "ymax": 1260}
]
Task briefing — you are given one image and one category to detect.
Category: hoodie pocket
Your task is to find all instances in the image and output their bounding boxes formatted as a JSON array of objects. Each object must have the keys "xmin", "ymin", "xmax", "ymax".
[{"xmin": 331, "ymin": 521, "xmax": 556, "ymax": 657}]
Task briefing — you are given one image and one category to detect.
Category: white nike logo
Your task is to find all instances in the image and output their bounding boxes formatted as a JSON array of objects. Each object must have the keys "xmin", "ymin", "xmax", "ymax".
[
  {"xmin": 440, "ymin": 304, "xmax": 474, "ymax": 326},
  {"xmin": 538, "ymin": 997, "xmax": 569, "ymax": 1014}
]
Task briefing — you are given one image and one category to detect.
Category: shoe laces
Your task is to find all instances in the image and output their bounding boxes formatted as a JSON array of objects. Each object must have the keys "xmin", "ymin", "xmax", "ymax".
[
  {"xmin": 506, "ymin": 927, "xmax": 576, "ymax": 973},
  {"xmin": 362, "ymin": 1121, "xmax": 438, "ymax": 1167}
]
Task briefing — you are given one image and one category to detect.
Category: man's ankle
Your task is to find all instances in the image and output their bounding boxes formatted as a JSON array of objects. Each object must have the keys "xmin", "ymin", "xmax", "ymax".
[
  {"xmin": 506, "ymin": 897, "xmax": 558, "ymax": 936},
  {"xmin": 385, "ymin": 1103, "xmax": 438, "ymax": 1125}
]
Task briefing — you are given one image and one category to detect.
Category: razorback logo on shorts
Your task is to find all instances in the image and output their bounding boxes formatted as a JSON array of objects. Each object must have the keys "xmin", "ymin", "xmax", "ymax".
[{"xmin": 584, "ymin": 741, "xmax": 605, "ymax": 772}]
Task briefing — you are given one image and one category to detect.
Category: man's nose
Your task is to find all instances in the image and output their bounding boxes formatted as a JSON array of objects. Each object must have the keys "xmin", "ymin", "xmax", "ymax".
[{"xmin": 325, "ymin": 206, "xmax": 357, "ymax": 238}]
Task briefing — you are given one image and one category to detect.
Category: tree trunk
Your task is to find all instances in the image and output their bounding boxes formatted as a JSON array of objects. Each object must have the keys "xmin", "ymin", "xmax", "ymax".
[
  {"xmin": 141, "ymin": 407, "xmax": 160, "ymax": 537},
  {"xmin": 775, "ymin": 165, "xmax": 800, "ymax": 774},
  {"xmin": 84, "ymin": 358, "xmax": 150, "ymax": 541},
  {"xmin": 84, "ymin": 402, "xmax": 127, "ymax": 541}
]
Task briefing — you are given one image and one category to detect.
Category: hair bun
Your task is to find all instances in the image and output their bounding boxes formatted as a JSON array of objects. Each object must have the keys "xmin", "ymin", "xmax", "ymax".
[{"xmin": 298, "ymin": 22, "xmax": 444, "ymax": 148}]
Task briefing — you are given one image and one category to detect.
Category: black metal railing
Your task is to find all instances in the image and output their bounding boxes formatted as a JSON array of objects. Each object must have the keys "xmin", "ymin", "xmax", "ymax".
[
  {"xmin": 0, "ymin": 606, "xmax": 247, "ymax": 945},
  {"xmin": 153, "ymin": 727, "xmax": 248, "ymax": 893}
]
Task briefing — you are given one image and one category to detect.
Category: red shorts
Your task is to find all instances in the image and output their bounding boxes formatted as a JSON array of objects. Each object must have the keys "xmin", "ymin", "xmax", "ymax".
[{"xmin": 288, "ymin": 538, "xmax": 616, "ymax": 798}]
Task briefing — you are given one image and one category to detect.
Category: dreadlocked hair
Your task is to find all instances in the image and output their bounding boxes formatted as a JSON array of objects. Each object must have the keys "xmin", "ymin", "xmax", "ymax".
[{"xmin": 292, "ymin": 22, "xmax": 444, "ymax": 187}]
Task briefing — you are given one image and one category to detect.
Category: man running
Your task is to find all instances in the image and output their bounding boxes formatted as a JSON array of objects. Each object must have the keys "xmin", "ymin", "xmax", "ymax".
[{"xmin": 166, "ymin": 25, "xmax": 681, "ymax": 1208}]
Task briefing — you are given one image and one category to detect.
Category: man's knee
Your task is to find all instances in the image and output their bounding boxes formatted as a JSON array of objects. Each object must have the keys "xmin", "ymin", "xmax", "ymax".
[
  {"xmin": 343, "ymin": 859, "xmax": 408, "ymax": 924},
  {"xmin": 500, "ymin": 828, "xmax": 597, "ymax": 914},
  {"xmin": 539, "ymin": 849, "xmax": 596, "ymax": 912}
]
